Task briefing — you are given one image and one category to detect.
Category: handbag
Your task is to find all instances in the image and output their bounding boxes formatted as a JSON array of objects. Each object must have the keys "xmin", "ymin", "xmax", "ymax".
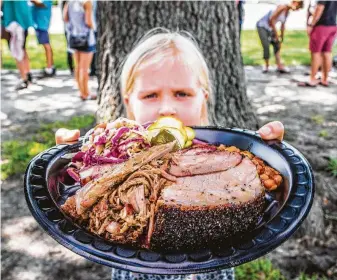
[{"xmin": 69, "ymin": 33, "xmax": 89, "ymax": 49}]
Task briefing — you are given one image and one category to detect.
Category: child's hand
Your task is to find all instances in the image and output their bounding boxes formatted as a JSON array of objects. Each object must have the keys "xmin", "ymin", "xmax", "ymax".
[
  {"xmin": 257, "ymin": 121, "xmax": 284, "ymax": 141},
  {"xmin": 55, "ymin": 128, "xmax": 80, "ymax": 144}
]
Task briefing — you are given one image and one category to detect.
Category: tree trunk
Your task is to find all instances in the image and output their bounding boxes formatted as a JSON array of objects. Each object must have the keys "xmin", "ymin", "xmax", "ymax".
[{"xmin": 96, "ymin": 1, "xmax": 259, "ymax": 130}]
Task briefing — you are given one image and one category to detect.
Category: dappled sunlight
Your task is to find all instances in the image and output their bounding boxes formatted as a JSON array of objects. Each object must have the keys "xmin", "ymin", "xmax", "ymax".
[
  {"xmin": 36, "ymin": 78, "xmax": 67, "ymax": 88},
  {"xmin": 17, "ymin": 84, "xmax": 44, "ymax": 94},
  {"xmin": 13, "ymin": 93, "xmax": 96, "ymax": 113},
  {"xmin": 2, "ymin": 216, "xmax": 86, "ymax": 262},
  {"xmin": 265, "ymin": 87, "xmax": 337, "ymax": 106},
  {"xmin": 257, "ymin": 104, "xmax": 286, "ymax": 114}
]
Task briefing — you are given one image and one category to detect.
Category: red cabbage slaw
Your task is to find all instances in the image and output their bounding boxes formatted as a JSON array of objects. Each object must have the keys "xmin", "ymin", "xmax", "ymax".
[{"xmin": 67, "ymin": 118, "xmax": 150, "ymax": 182}]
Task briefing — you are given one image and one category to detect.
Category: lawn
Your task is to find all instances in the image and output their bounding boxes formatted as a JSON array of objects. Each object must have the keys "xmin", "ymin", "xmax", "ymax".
[{"xmin": 3, "ymin": 30, "xmax": 336, "ymax": 69}]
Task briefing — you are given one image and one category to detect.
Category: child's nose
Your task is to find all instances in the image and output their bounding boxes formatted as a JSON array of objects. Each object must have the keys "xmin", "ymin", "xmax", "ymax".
[{"xmin": 158, "ymin": 104, "xmax": 177, "ymax": 117}]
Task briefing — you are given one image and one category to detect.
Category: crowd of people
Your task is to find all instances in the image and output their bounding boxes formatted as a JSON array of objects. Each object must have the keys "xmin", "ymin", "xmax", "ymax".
[
  {"xmin": 1, "ymin": 0, "xmax": 337, "ymax": 95},
  {"xmin": 253, "ymin": 0, "xmax": 337, "ymax": 87},
  {"xmin": 1, "ymin": 0, "xmax": 97, "ymax": 98}
]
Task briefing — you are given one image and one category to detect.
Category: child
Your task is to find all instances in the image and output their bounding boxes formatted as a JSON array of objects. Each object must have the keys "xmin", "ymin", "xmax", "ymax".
[
  {"xmin": 56, "ymin": 28, "xmax": 285, "ymax": 279},
  {"xmin": 256, "ymin": 0, "xmax": 303, "ymax": 73}
]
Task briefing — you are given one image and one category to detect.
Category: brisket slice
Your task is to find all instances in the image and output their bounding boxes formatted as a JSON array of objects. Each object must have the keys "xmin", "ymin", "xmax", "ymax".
[
  {"xmin": 150, "ymin": 158, "xmax": 265, "ymax": 251},
  {"xmin": 168, "ymin": 146, "xmax": 242, "ymax": 177}
]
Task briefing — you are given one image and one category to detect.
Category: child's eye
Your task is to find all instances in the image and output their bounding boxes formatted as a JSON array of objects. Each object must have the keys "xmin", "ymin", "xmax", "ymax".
[
  {"xmin": 175, "ymin": 91, "xmax": 190, "ymax": 98},
  {"xmin": 143, "ymin": 93, "xmax": 158, "ymax": 99}
]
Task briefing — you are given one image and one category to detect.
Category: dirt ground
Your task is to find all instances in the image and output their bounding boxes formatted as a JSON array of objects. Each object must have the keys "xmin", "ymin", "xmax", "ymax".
[{"xmin": 1, "ymin": 67, "xmax": 337, "ymax": 280}]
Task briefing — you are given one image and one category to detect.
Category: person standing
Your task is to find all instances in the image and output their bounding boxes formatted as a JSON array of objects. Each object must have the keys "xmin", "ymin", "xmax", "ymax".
[
  {"xmin": 63, "ymin": 0, "xmax": 96, "ymax": 100},
  {"xmin": 89, "ymin": 0, "xmax": 97, "ymax": 77},
  {"xmin": 60, "ymin": 0, "xmax": 74, "ymax": 75},
  {"xmin": 298, "ymin": 1, "xmax": 337, "ymax": 87},
  {"xmin": 256, "ymin": 0, "xmax": 303, "ymax": 73},
  {"xmin": 31, "ymin": 0, "xmax": 56, "ymax": 77},
  {"xmin": 2, "ymin": 0, "xmax": 33, "ymax": 90}
]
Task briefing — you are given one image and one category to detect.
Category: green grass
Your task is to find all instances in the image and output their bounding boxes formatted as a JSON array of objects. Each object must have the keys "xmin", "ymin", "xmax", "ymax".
[
  {"xmin": 327, "ymin": 158, "xmax": 337, "ymax": 177},
  {"xmin": 311, "ymin": 114, "xmax": 325, "ymax": 125},
  {"xmin": 318, "ymin": 129, "xmax": 329, "ymax": 138},
  {"xmin": 236, "ymin": 258, "xmax": 285, "ymax": 280},
  {"xmin": 1, "ymin": 115, "xmax": 95, "ymax": 180},
  {"xmin": 3, "ymin": 31, "xmax": 337, "ymax": 69}
]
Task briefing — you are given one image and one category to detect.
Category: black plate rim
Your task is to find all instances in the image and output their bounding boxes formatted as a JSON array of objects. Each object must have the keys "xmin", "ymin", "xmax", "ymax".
[{"xmin": 24, "ymin": 127, "xmax": 315, "ymax": 274}]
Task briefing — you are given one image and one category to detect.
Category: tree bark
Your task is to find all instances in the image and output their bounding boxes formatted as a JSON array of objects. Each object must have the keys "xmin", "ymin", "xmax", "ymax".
[{"xmin": 96, "ymin": 1, "xmax": 259, "ymax": 130}]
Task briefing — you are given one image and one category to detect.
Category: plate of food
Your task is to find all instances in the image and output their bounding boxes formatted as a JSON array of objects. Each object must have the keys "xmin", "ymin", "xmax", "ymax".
[{"xmin": 24, "ymin": 117, "xmax": 314, "ymax": 274}]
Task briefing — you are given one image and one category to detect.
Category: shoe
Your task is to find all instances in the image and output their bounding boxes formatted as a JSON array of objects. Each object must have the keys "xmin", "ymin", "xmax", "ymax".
[
  {"xmin": 15, "ymin": 79, "xmax": 28, "ymax": 90},
  {"xmin": 262, "ymin": 66, "xmax": 269, "ymax": 73},
  {"xmin": 276, "ymin": 67, "xmax": 290, "ymax": 74},
  {"xmin": 297, "ymin": 81, "xmax": 318, "ymax": 87},
  {"xmin": 319, "ymin": 81, "xmax": 329, "ymax": 87},
  {"xmin": 42, "ymin": 67, "xmax": 56, "ymax": 78},
  {"xmin": 81, "ymin": 94, "xmax": 97, "ymax": 101},
  {"xmin": 27, "ymin": 72, "xmax": 33, "ymax": 83}
]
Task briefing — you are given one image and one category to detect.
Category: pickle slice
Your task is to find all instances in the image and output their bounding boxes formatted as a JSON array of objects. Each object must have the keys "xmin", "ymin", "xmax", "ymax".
[
  {"xmin": 150, "ymin": 128, "xmax": 185, "ymax": 151},
  {"xmin": 184, "ymin": 127, "xmax": 195, "ymax": 141},
  {"xmin": 154, "ymin": 116, "xmax": 184, "ymax": 131},
  {"xmin": 184, "ymin": 140, "xmax": 193, "ymax": 148}
]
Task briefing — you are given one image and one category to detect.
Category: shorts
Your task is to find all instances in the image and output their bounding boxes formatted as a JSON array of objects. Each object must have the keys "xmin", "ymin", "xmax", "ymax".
[
  {"xmin": 310, "ymin": 25, "xmax": 337, "ymax": 53},
  {"xmin": 35, "ymin": 29, "xmax": 50, "ymax": 45},
  {"xmin": 6, "ymin": 29, "xmax": 28, "ymax": 49},
  {"xmin": 73, "ymin": 45, "xmax": 96, "ymax": 53}
]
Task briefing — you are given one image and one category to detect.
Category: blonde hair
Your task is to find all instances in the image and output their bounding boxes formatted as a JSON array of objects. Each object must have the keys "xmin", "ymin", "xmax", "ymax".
[{"xmin": 120, "ymin": 28, "xmax": 212, "ymax": 125}]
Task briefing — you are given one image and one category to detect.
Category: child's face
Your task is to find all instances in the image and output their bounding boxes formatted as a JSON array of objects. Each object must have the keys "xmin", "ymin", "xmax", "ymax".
[{"xmin": 125, "ymin": 57, "xmax": 208, "ymax": 126}]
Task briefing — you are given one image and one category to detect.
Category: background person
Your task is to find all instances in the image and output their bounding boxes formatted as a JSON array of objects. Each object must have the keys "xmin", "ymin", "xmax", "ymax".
[
  {"xmin": 60, "ymin": 0, "xmax": 74, "ymax": 75},
  {"xmin": 63, "ymin": 0, "xmax": 96, "ymax": 100},
  {"xmin": 256, "ymin": 0, "xmax": 303, "ymax": 73},
  {"xmin": 298, "ymin": 1, "xmax": 337, "ymax": 87},
  {"xmin": 2, "ymin": 0, "xmax": 33, "ymax": 90},
  {"xmin": 31, "ymin": 0, "xmax": 56, "ymax": 78}
]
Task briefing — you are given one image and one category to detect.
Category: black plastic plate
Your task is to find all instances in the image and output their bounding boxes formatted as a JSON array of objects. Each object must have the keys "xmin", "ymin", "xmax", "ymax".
[{"xmin": 24, "ymin": 127, "xmax": 314, "ymax": 274}]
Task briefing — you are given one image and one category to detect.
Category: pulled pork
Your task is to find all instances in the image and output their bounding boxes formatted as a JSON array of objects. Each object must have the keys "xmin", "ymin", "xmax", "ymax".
[{"xmin": 62, "ymin": 155, "xmax": 175, "ymax": 246}]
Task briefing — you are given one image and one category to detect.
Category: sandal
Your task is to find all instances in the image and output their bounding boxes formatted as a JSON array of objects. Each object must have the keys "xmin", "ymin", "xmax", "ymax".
[
  {"xmin": 276, "ymin": 68, "xmax": 290, "ymax": 74},
  {"xmin": 81, "ymin": 94, "xmax": 97, "ymax": 101},
  {"xmin": 319, "ymin": 81, "xmax": 329, "ymax": 87},
  {"xmin": 297, "ymin": 81, "xmax": 318, "ymax": 87}
]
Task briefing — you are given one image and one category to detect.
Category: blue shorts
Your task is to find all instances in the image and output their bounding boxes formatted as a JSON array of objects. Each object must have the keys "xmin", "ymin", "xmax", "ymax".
[
  {"xmin": 35, "ymin": 29, "xmax": 50, "ymax": 45},
  {"xmin": 73, "ymin": 45, "xmax": 96, "ymax": 53}
]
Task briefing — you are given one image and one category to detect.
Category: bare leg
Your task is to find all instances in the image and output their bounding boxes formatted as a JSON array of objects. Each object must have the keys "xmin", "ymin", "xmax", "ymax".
[
  {"xmin": 43, "ymin": 43, "xmax": 54, "ymax": 68},
  {"xmin": 275, "ymin": 51, "xmax": 283, "ymax": 69},
  {"xmin": 78, "ymin": 51, "xmax": 94, "ymax": 99},
  {"xmin": 264, "ymin": 59, "xmax": 269, "ymax": 70},
  {"xmin": 310, "ymin": 52, "xmax": 322, "ymax": 84},
  {"xmin": 73, "ymin": 51, "xmax": 83, "ymax": 95},
  {"xmin": 15, "ymin": 60, "xmax": 27, "ymax": 80},
  {"xmin": 23, "ymin": 50, "xmax": 30, "ymax": 76},
  {"xmin": 321, "ymin": 52, "xmax": 332, "ymax": 85}
]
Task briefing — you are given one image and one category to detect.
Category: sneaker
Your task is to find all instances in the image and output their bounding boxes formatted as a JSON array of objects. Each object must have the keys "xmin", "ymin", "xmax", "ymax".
[
  {"xmin": 27, "ymin": 72, "xmax": 33, "ymax": 83},
  {"xmin": 42, "ymin": 67, "xmax": 56, "ymax": 77},
  {"xmin": 262, "ymin": 66, "xmax": 269, "ymax": 73},
  {"xmin": 15, "ymin": 79, "xmax": 28, "ymax": 90},
  {"xmin": 276, "ymin": 67, "xmax": 290, "ymax": 74}
]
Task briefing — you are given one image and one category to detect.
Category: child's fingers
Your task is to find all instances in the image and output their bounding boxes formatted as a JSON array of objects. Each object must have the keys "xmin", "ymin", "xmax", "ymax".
[
  {"xmin": 257, "ymin": 121, "xmax": 284, "ymax": 141},
  {"xmin": 55, "ymin": 128, "xmax": 80, "ymax": 145}
]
